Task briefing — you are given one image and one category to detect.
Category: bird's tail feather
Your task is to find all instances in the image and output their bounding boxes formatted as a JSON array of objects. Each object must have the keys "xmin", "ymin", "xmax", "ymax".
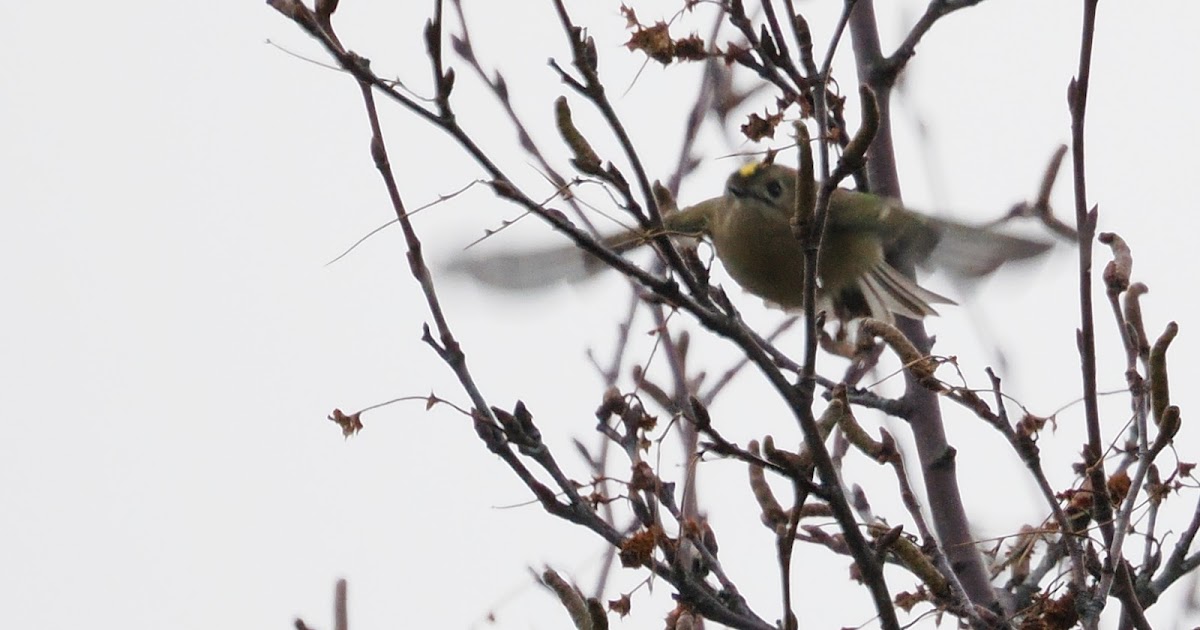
[{"xmin": 855, "ymin": 261, "xmax": 956, "ymax": 323}]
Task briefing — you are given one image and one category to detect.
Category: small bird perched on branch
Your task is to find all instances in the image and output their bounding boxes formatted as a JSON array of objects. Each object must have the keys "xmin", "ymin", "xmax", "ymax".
[{"xmin": 449, "ymin": 161, "xmax": 1053, "ymax": 323}]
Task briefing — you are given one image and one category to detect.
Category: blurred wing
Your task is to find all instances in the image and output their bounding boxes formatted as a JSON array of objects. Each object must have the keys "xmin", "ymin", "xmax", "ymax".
[
  {"xmin": 826, "ymin": 189, "xmax": 1054, "ymax": 278},
  {"xmin": 444, "ymin": 243, "xmax": 601, "ymax": 290},
  {"xmin": 922, "ymin": 219, "xmax": 1053, "ymax": 278},
  {"xmin": 446, "ymin": 199, "xmax": 718, "ymax": 292}
]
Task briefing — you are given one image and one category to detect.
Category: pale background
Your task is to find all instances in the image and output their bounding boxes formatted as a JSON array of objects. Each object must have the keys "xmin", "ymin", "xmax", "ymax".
[{"xmin": 4, "ymin": 1, "xmax": 1199, "ymax": 628}]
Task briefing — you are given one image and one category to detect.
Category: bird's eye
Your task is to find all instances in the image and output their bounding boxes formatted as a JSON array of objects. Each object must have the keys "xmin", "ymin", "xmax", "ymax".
[{"xmin": 765, "ymin": 180, "xmax": 784, "ymax": 199}]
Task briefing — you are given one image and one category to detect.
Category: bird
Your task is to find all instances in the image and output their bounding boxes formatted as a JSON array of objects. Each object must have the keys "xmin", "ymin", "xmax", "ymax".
[{"xmin": 448, "ymin": 161, "xmax": 1052, "ymax": 323}]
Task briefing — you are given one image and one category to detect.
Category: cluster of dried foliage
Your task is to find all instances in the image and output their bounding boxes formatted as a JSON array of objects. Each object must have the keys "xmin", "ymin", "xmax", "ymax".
[{"xmin": 270, "ymin": 1, "xmax": 1197, "ymax": 629}]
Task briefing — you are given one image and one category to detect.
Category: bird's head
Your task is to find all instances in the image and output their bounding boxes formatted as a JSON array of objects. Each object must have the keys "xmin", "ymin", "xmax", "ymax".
[{"xmin": 724, "ymin": 162, "xmax": 801, "ymax": 220}]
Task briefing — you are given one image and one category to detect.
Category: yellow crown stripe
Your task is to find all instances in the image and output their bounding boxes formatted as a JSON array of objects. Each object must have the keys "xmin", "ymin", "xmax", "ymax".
[{"xmin": 738, "ymin": 162, "xmax": 761, "ymax": 178}]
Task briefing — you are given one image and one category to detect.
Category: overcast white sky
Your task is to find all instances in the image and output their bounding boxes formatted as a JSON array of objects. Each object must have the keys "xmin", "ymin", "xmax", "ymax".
[{"xmin": 4, "ymin": 1, "xmax": 1200, "ymax": 629}]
